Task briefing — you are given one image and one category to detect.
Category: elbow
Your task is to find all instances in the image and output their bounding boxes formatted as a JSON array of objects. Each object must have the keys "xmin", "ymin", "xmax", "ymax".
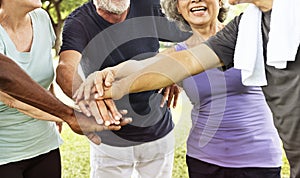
[
  {"xmin": 55, "ymin": 63, "xmax": 72, "ymax": 97},
  {"xmin": 55, "ymin": 64, "xmax": 65, "ymax": 88}
]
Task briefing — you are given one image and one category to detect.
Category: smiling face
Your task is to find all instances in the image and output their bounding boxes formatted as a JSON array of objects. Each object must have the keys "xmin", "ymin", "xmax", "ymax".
[
  {"xmin": 94, "ymin": 0, "xmax": 130, "ymax": 14},
  {"xmin": 177, "ymin": 0, "xmax": 220, "ymax": 29}
]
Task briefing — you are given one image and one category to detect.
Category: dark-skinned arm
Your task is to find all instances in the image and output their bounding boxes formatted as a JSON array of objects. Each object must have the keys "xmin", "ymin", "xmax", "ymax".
[{"xmin": 0, "ymin": 53, "xmax": 131, "ymax": 144}]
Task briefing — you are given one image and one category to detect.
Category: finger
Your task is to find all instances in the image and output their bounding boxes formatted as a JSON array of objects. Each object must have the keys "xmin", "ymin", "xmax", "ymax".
[
  {"xmin": 86, "ymin": 132, "xmax": 101, "ymax": 145},
  {"xmin": 119, "ymin": 117, "xmax": 132, "ymax": 126},
  {"xmin": 84, "ymin": 78, "xmax": 94, "ymax": 101},
  {"xmin": 167, "ymin": 87, "xmax": 175, "ymax": 108},
  {"xmin": 94, "ymin": 72, "xmax": 104, "ymax": 96},
  {"xmin": 107, "ymin": 125, "xmax": 121, "ymax": 131},
  {"xmin": 119, "ymin": 109, "xmax": 128, "ymax": 115},
  {"xmin": 78, "ymin": 100, "xmax": 91, "ymax": 117},
  {"xmin": 72, "ymin": 89, "xmax": 79, "ymax": 100},
  {"xmin": 160, "ymin": 87, "xmax": 170, "ymax": 108},
  {"xmin": 104, "ymin": 99, "xmax": 122, "ymax": 124},
  {"xmin": 173, "ymin": 90, "xmax": 179, "ymax": 108},
  {"xmin": 104, "ymin": 70, "xmax": 115, "ymax": 87},
  {"xmin": 92, "ymin": 93, "xmax": 104, "ymax": 100},
  {"xmin": 108, "ymin": 112, "xmax": 118, "ymax": 125},
  {"xmin": 89, "ymin": 100, "xmax": 104, "ymax": 124},
  {"xmin": 96, "ymin": 100, "xmax": 112, "ymax": 126},
  {"xmin": 74, "ymin": 84, "xmax": 85, "ymax": 103}
]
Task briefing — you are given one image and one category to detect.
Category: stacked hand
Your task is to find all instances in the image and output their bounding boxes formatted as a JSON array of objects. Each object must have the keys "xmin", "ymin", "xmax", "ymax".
[{"xmin": 73, "ymin": 69, "xmax": 130, "ymax": 128}]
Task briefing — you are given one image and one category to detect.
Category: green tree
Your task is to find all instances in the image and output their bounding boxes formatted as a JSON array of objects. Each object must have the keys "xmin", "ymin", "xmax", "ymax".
[{"xmin": 42, "ymin": 0, "xmax": 87, "ymax": 55}]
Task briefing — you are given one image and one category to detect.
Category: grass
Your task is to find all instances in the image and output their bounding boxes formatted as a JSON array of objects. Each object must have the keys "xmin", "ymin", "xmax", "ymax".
[{"xmin": 59, "ymin": 93, "xmax": 290, "ymax": 178}]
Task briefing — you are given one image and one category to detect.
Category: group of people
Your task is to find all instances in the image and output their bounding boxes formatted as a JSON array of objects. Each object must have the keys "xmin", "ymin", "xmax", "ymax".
[{"xmin": 0, "ymin": 0, "xmax": 299, "ymax": 178}]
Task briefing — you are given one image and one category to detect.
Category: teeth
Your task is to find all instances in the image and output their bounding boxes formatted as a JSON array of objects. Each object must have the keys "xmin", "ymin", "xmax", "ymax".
[{"xmin": 191, "ymin": 7, "xmax": 206, "ymax": 12}]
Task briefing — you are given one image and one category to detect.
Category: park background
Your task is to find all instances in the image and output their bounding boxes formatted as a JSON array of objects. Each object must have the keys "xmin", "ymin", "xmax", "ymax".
[{"xmin": 44, "ymin": 0, "xmax": 290, "ymax": 177}]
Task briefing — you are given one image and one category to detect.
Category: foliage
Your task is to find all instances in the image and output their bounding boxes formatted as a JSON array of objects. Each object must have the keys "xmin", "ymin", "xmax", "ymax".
[
  {"xmin": 41, "ymin": 0, "xmax": 87, "ymax": 23},
  {"xmin": 41, "ymin": 0, "xmax": 87, "ymax": 55}
]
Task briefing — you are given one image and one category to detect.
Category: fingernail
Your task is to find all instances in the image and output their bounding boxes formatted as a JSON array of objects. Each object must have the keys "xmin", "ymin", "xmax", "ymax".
[
  {"xmin": 104, "ymin": 121, "xmax": 110, "ymax": 126},
  {"xmin": 114, "ymin": 116, "xmax": 120, "ymax": 120},
  {"xmin": 96, "ymin": 119, "xmax": 103, "ymax": 124}
]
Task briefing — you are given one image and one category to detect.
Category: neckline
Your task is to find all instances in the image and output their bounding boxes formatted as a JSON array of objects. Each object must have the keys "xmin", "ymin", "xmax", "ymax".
[{"xmin": 0, "ymin": 12, "xmax": 35, "ymax": 54}]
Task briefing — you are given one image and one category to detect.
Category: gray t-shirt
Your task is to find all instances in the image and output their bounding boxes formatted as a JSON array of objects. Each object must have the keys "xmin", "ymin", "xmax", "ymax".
[{"xmin": 205, "ymin": 11, "xmax": 300, "ymax": 138}]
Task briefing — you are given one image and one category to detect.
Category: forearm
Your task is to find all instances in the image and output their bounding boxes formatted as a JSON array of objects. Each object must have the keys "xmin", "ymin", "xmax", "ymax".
[
  {"xmin": 105, "ymin": 44, "xmax": 222, "ymax": 99},
  {"xmin": 0, "ymin": 53, "xmax": 74, "ymax": 122},
  {"xmin": 111, "ymin": 57, "xmax": 161, "ymax": 80},
  {"xmin": 56, "ymin": 50, "xmax": 83, "ymax": 98},
  {"xmin": 0, "ymin": 91, "xmax": 63, "ymax": 122}
]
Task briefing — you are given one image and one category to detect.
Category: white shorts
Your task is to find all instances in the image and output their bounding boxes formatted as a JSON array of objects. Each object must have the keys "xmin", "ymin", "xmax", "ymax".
[{"xmin": 90, "ymin": 131, "xmax": 174, "ymax": 178}]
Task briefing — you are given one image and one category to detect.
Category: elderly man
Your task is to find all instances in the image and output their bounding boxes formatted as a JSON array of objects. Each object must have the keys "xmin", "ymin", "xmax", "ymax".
[{"xmin": 56, "ymin": 0, "xmax": 190, "ymax": 177}]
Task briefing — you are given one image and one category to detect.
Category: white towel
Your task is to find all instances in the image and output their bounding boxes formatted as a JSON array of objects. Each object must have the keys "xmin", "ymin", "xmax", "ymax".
[
  {"xmin": 234, "ymin": 0, "xmax": 300, "ymax": 86},
  {"xmin": 267, "ymin": 0, "xmax": 300, "ymax": 69}
]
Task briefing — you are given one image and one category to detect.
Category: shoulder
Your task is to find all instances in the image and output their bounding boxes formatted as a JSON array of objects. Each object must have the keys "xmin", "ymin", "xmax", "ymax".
[
  {"xmin": 30, "ymin": 8, "xmax": 50, "ymax": 21},
  {"xmin": 64, "ymin": 2, "xmax": 95, "ymax": 30},
  {"xmin": 66, "ymin": 2, "xmax": 93, "ymax": 21}
]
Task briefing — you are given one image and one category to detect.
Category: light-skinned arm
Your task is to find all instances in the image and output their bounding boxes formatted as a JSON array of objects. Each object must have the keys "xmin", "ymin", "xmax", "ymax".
[
  {"xmin": 0, "ymin": 90, "xmax": 62, "ymax": 122},
  {"xmin": 102, "ymin": 44, "xmax": 223, "ymax": 99}
]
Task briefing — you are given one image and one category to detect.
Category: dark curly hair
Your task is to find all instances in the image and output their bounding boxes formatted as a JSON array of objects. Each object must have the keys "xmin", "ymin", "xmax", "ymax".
[{"xmin": 162, "ymin": 0, "xmax": 229, "ymax": 31}]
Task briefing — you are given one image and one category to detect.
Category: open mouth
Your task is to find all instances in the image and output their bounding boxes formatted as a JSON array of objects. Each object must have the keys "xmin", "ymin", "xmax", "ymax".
[{"xmin": 190, "ymin": 7, "xmax": 207, "ymax": 12}]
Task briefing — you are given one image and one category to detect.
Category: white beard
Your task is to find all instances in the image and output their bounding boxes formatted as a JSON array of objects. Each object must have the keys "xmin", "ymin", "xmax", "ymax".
[{"xmin": 94, "ymin": 0, "xmax": 130, "ymax": 14}]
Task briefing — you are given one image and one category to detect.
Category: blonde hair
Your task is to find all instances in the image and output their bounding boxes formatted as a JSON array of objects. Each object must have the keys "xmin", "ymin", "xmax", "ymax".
[{"xmin": 162, "ymin": 0, "xmax": 229, "ymax": 31}]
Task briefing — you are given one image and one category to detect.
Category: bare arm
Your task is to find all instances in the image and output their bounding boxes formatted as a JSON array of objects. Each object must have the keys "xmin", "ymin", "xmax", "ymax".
[
  {"xmin": 57, "ymin": 50, "xmax": 123, "ymax": 126},
  {"xmin": 0, "ymin": 53, "xmax": 131, "ymax": 144},
  {"xmin": 56, "ymin": 50, "xmax": 83, "ymax": 98},
  {"xmin": 104, "ymin": 44, "xmax": 223, "ymax": 99},
  {"xmin": 0, "ymin": 90, "xmax": 62, "ymax": 122}
]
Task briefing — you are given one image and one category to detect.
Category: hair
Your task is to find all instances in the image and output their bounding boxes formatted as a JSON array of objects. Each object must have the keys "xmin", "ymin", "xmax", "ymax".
[{"xmin": 162, "ymin": 0, "xmax": 229, "ymax": 32}]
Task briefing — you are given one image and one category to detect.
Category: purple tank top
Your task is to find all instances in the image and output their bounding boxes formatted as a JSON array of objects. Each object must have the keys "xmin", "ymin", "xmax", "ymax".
[{"xmin": 175, "ymin": 42, "xmax": 282, "ymax": 167}]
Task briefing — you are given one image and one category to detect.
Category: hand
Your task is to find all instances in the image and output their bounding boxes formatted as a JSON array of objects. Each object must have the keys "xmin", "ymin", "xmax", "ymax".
[
  {"xmin": 159, "ymin": 84, "xmax": 182, "ymax": 108},
  {"xmin": 73, "ymin": 69, "xmax": 115, "ymax": 102},
  {"xmin": 77, "ymin": 98, "xmax": 123, "ymax": 126},
  {"xmin": 66, "ymin": 110, "xmax": 132, "ymax": 145}
]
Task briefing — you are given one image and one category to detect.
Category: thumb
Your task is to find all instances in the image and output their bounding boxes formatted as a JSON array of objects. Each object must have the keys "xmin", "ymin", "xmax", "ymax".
[{"xmin": 86, "ymin": 132, "xmax": 102, "ymax": 145}]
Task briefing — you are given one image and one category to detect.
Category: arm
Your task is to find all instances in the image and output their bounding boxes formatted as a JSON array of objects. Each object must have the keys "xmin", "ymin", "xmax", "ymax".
[
  {"xmin": 73, "ymin": 54, "xmax": 164, "ymax": 101},
  {"xmin": 57, "ymin": 50, "xmax": 123, "ymax": 126},
  {"xmin": 0, "ymin": 91, "xmax": 62, "ymax": 122},
  {"xmin": 104, "ymin": 44, "xmax": 223, "ymax": 99},
  {"xmin": 56, "ymin": 50, "xmax": 83, "ymax": 98},
  {"xmin": 0, "ymin": 53, "xmax": 131, "ymax": 144}
]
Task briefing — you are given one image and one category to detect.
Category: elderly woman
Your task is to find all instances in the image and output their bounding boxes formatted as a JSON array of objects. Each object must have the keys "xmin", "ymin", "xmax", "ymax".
[
  {"xmin": 0, "ymin": 0, "xmax": 63, "ymax": 177},
  {"xmin": 161, "ymin": 0, "xmax": 282, "ymax": 177}
]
